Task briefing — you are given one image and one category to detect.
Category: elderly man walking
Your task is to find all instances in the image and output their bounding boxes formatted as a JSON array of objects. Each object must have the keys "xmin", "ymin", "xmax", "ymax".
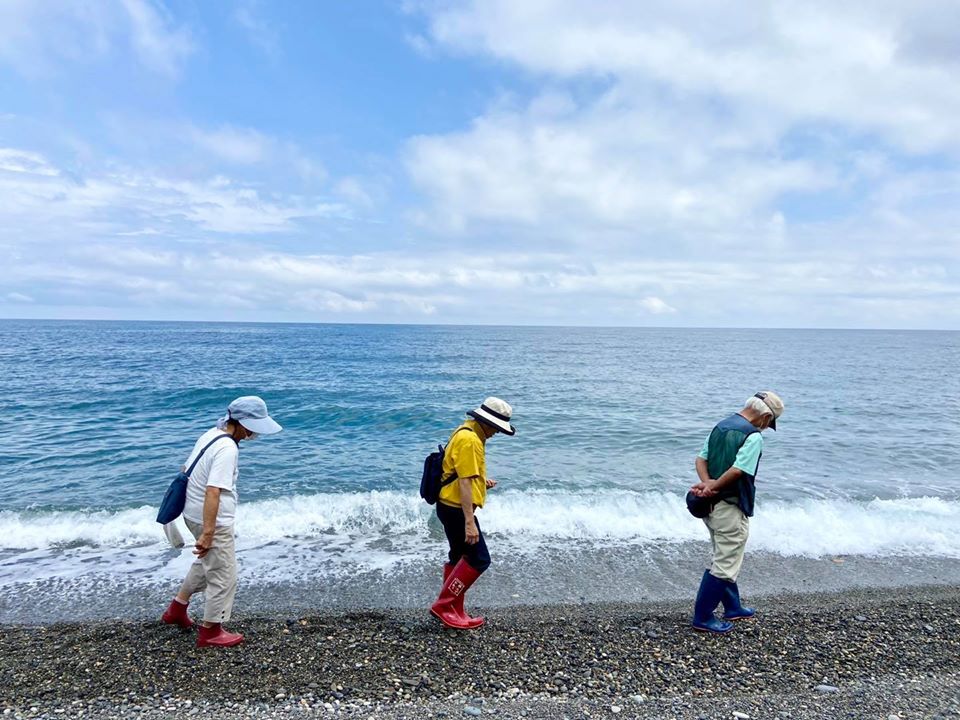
[
  {"xmin": 430, "ymin": 397, "xmax": 516, "ymax": 630},
  {"xmin": 161, "ymin": 396, "xmax": 282, "ymax": 647},
  {"xmin": 688, "ymin": 391, "xmax": 784, "ymax": 633}
]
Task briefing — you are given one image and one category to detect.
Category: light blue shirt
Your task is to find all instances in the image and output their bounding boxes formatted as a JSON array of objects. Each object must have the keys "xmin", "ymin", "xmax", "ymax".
[{"xmin": 698, "ymin": 432, "xmax": 763, "ymax": 476}]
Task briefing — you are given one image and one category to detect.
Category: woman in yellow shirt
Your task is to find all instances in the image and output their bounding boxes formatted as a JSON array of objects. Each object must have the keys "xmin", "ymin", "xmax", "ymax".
[{"xmin": 430, "ymin": 397, "xmax": 516, "ymax": 629}]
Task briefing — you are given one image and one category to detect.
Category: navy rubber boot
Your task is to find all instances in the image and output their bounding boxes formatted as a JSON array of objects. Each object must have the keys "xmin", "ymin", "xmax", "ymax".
[
  {"xmin": 721, "ymin": 580, "xmax": 755, "ymax": 621},
  {"xmin": 692, "ymin": 569, "xmax": 734, "ymax": 633}
]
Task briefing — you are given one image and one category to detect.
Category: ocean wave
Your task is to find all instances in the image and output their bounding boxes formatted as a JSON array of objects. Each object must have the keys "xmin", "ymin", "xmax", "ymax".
[{"xmin": 1, "ymin": 490, "xmax": 958, "ymax": 559}]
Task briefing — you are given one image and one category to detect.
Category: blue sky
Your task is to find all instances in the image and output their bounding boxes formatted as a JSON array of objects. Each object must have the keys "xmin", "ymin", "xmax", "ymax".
[{"xmin": 1, "ymin": 0, "xmax": 958, "ymax": 328}]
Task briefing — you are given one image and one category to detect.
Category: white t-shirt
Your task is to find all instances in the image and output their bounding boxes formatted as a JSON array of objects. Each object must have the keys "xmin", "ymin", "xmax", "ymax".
[{"xmin": 181, "ymin": 427, "xmax": 240, "ymax": 528}]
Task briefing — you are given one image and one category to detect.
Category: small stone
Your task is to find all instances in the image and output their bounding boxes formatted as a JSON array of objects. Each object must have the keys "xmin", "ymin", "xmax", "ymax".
[
  {"xmin": 645, "ymin": 630, "xmax": 660, "ymax": 639},
  {"xmin": 733, "ymin": 713, "xmax": 750, "ymax": 720},
  {"xmin": 855, "ymin": 615, "xmax": 867, "ymax": 622},
  {"xmin": 630, "ymin": 695, "xmax": 645, "ymax": 704},
  {"xmin": 611, "ymin": 706, "xmax": 622, "ymax": 714},
  {"xmin": 924, "ymin": 624, "xmax": 935, "ymax": 633},
  {"xmin": 815, "ymin": 685, "xmax": 839, "ymax": 694},
  {"xmin": 464, "ymin": 707, "xmax": 482, "ymax": 717}
]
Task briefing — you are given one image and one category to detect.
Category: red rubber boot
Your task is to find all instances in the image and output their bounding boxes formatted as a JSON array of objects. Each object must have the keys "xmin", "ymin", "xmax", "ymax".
[
  {"xmin": 442, "ymin": 562, "xmax": 485, "ymax": 627},
  {"xmin": 431, "ymin": 559, "xmax": 485, "ymax": 629},
  {"xmin": 161, "ymin": 598, "xmax": 193, "ymax": 629},
  {"xmin": 196, "ymin": 623, "xmax": 244, "ymax": 648}
]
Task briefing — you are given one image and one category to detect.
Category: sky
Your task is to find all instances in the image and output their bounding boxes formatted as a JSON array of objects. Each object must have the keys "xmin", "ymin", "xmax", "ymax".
[{"xmin": 0, "ymin": 0, "xmax": 958, "ymax": 328}]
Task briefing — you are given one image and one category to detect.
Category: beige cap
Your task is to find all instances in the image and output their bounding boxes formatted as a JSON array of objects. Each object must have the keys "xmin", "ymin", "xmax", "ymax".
[{"xmin": 754, "ymin": 391, "xmax": 784, "ymax": 430}]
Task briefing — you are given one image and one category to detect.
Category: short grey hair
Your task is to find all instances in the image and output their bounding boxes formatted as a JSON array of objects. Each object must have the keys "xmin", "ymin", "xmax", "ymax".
[{"xmin": 744, "ymin": 395, "xmax": 774, "ymax": 417}]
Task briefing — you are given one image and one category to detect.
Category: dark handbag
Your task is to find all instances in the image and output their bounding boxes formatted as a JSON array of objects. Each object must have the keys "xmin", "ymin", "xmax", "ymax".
[
  {"xmin": 156, "ymin": 434, "xmax": 232, "ymax": 524},
  {"xmin": 685, "ymin": 490, "xmax": 716, "ymax": 519}
]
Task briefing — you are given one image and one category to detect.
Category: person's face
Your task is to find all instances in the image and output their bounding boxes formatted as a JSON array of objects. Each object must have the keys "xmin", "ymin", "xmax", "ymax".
[{"xmin": 233, "ymin": 423, "xmax": 256, "ymax": 441}]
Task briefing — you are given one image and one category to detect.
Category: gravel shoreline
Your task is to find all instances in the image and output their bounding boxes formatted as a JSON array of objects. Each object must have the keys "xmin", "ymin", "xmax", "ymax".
[{"xmin": 4, "ymin": 585, "xmax": 959, "ymax": 719}]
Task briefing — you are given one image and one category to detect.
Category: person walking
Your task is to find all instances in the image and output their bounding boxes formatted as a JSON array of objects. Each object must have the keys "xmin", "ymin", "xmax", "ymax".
[
  {"xmin": 430, "ymin": 397, "xmax": 516, "ymax": 630},
  {"xmin": 161, "ymin": 396, "xmax": 282, "ymax": 647},
  {"xmin": 688, "ymin": 391, "xmax": 784, "ymax": 633}
]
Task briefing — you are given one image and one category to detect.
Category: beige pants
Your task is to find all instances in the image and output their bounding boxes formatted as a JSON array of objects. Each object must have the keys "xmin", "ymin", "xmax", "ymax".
[
  {"xmin": 704, "ymin": 500, "xmax": 749, "ymax": 582},
  {"xmin": 178, "ymin": 519, "xmax": 238, "ymax": 623}
]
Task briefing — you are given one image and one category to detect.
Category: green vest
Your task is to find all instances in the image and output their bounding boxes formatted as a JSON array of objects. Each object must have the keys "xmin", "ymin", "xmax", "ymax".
[{"xmin": 707, "ymin": 413, "xmax": 761, "ymax": 516}]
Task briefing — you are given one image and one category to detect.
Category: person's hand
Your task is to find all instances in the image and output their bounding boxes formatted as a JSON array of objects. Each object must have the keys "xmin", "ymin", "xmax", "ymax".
[
  {"xmin": 465, "ymin": 519, "xmax": 480, "ymax": 545},
  {"xmin": 194, "ymin": 531, "xmax": 214, "ymax": 558},
  {"xmin": 485, "ymin": 478, "xmax": 497, "ymax": 489},
  {"xmin": 690, "ymin": 481, "xmax": 717, "ymax": 498}
]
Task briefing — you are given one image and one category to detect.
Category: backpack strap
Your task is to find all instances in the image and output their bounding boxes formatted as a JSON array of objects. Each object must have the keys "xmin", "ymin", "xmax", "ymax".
[
  {"xmin": 448, "ymin": 425, "xmax": 476, "ymax": 445},
  {"xmin": 439, "ymin": 426, "xmax": 478, "ymax": 488},
  {"xmin": 184, "ymin": 434, "xmax": 235, "ymax": 477}
]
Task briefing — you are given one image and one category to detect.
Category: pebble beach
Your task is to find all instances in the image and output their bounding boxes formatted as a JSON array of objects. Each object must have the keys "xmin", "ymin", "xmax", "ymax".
[{"xmin": 4, "ymin": 585, "xmax": 959, "ymax": 720}]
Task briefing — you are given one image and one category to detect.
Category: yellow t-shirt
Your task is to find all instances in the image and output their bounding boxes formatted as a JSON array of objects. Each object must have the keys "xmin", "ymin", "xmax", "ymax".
[{"xmin": 437, "ymin": 419, "xmax": 488, "ymax": 509}]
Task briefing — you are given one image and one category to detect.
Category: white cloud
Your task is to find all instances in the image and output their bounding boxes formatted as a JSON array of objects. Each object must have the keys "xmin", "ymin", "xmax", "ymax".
[
  {"xmin": 0, "ymin": 146, "xmax": 346, "ymax": 235},
  {"xmin": 0, "ymin": 149, "xmax": 59, "ymax": 176},
  {"xmin": 189, "ymin": 126, "xmax": 270, "ymax": 165},
  {"xmin": 4, "ymin": 238, "xmax": 957, "ymax": 327},
  {"xmin": 233, "ymin": 0, "xmax": 281, "ymax": 58},
  {"xmin": 184, "ymin": 124, "xmax": 328, "ymax": 185},
  {"xmin": 0, "ymin": 0, "xmax": 192, "ymax": 78},
  {"xmin": 406, "ymin": 88, "xmax": 834, "ymax": 237},
  {"xmin": 395, "ymin": 1, "xmax": 960, "ymax": 330},
  {"xmin": 640, "ymin": 297, "xmax": 676, "ymax": 315},
  {"xmin": 418, "ymin": 0, "xmax": 960, "ymax": 153},
  {"xmin": 120, "ymin": 0, "xmax": 193, "ymax": 77},
  {"xmin": 405, "ymin": 1, "xmax": 960, "ymax": 243}
]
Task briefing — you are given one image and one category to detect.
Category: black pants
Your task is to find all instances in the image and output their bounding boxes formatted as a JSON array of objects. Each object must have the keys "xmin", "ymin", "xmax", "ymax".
[{"xmin": 436, "ymin": 502, "xmax": 491, "ymax": 573}]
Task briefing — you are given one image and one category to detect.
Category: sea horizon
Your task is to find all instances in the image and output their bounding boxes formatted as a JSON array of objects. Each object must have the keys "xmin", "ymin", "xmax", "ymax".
[{"xmin": 2, "ymin": 316, "xmax": 958, "ymax": 332}]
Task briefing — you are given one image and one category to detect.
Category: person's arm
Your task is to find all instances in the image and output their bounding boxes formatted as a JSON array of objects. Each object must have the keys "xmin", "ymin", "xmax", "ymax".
[
  {"xmin": 458, "ymin": 475, "xmax": 480, "ymax": 544},
  {"xmin": 705, "ymin": 466, "xmax": 744, "ymax": 495},
  {"xmin": 194, "ymin": 486, "xmax": 221, "ymax": 558},
  {"xmin": 691, "ymin": 434, "xmax": 761, "ymax": 497},
  {"xmin": 690, "ymin": 436, "xmax": 713, "ymax": 495},
  {"xmin": 695, "ymin": 456, "xmax": 711, "ymax": 484}
]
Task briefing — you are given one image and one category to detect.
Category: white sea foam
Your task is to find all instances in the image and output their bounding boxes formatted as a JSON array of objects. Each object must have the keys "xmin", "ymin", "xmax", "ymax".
[{"xmin": 1, "ymin": 491, "xmax": 958, "ymax": 563}]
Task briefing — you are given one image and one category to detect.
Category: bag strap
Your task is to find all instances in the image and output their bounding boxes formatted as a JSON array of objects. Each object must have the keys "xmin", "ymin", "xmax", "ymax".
[
  {"xmin": 184, "ymin": 434, "xmax": 234, "ymax": 477},
  {"xmin": 439, "ymin": 426, "xmax": 478, "ymax": 488}
]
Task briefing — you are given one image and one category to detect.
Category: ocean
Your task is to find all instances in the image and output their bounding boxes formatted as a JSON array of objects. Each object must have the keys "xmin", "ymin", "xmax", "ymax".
[{"xmin": 1, "ymin": 320, "xmax": 959, "ymax": 622}]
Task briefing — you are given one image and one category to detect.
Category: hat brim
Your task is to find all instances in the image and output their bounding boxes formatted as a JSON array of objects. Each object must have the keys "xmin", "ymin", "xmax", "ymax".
[
  {"xmin": 467, "ymin": 409, "xmax": 515, "ymax": 436},
  {"xmin": 769, "ymin": 416, "xmax": 777, "ymax": 431},
  {"xmin": 239, "ymin": 415, "xmax": 283, "ymax": 435}
]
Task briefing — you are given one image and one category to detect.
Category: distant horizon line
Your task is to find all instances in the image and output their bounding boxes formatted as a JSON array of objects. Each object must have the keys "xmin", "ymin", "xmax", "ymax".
[{"xmin": 0, "ymin": 316, "xmax": 956, "ymax": 332}]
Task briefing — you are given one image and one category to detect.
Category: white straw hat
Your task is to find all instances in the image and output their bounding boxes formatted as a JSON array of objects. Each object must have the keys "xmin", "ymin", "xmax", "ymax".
[{"xmin": 467, "ymin": 397, "xmax": 516, "ymax": 436}]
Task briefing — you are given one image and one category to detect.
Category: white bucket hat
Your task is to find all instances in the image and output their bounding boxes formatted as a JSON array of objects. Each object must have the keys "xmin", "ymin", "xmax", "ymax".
[
  {"xmin": 222, "ymin": 396, "xmax": 283, "ymax": 435},
  {"xmin": 467, "ymin": 397, "xmax": 516, "ymax": 436}
]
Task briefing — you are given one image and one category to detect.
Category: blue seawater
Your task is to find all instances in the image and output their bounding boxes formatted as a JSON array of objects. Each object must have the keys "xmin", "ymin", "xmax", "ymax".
[{"xmin": 1, "ymin": 320, "xmax": 959, "ymax": 609}]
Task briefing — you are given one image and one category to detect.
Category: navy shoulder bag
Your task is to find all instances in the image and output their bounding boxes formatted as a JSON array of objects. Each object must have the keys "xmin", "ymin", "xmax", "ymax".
[{"xmin": 156, "ymin": 434, "xmax": 233, "ymax": 524}]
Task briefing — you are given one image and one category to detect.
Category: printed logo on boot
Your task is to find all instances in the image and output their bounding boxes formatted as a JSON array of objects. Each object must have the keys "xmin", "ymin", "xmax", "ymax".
[{"xmin": 450, "ymin": 579, "xmax": 465, "ymax": 596}]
